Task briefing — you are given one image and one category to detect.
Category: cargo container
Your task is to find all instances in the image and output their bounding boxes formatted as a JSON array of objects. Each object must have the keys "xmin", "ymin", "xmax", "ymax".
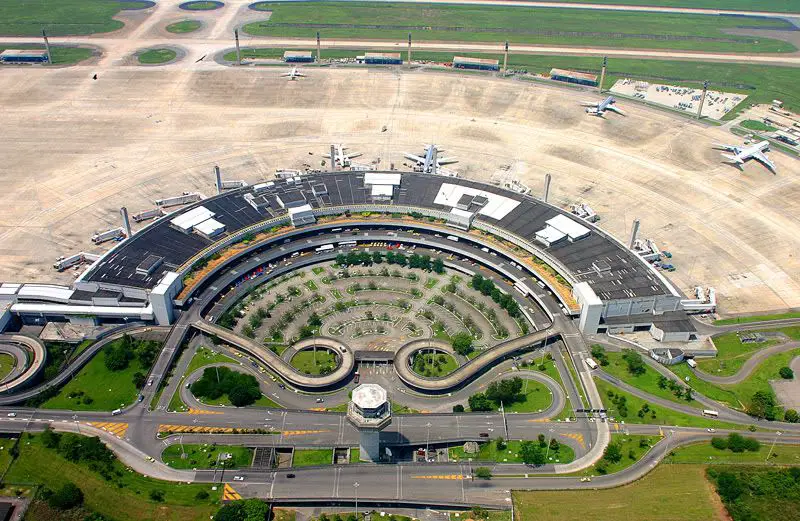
[{"xmin": 284, "ymin": 50, "xmax": 314, "ymax": 63}]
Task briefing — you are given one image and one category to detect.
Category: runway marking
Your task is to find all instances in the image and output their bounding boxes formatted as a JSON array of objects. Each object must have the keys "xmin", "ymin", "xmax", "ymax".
[
  {"xmin": 223, "ymin": 484, "xmax": 242, "ymax": 501},
  {"xmin": 411, "ymin": 474, "xmax": 465, "ymax": 480},
  {"xmin": 86, "ymin": 422, "xmax": 128, "ymax": 438},
  {"xmin": 281, "ymin": 429, "xmax": 331, "ymax": 437},
  {"xmin": 559, "ymin": 432, "xmax": 586, "ymax": 450},
  {"xmin": 184, "ymin": 409, "xmax": 223, "ymax": 415}
]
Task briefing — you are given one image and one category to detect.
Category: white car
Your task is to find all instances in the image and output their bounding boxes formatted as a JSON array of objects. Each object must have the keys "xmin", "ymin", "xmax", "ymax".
[
  {"xmin": 707, "ymin": 428, "xmax": 716, "ymax": 433},
  {"xmin": 6, "ymin": 413, "xmax": 16, "ymax": 418},
  {"xmin": 233, "ymin": 476, "xmax": 245, "ymax": 481}
]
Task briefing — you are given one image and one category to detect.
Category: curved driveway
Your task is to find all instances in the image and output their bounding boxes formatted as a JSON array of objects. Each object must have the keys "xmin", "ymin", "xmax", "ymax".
[
  {"xmin": 691, "ymin": 341, "xmax": 800, "ymax": 385},
  {"xmin": 0, "ymin": 335, "xmax": 46, "ymax": 393}
]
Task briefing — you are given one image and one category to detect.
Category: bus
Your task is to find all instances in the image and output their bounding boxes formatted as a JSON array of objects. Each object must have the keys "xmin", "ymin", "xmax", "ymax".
[
  {"xmin": 338, "ymin": 240, "xmax": 357, "ymax": 247},
  {"xmin": 331, "ymin": 228, "xmax": 342, "ymax": 233},
  {"xmin": 702, "ymin": 409, "xmax": 719, "ymax": 418},
  {"xmin": 315, "ymin": 244, "xmax": 334, "ymax": 253},
  {"xmin": 584, "ymin": 358, "xmax": 599, "ymax": 370}
]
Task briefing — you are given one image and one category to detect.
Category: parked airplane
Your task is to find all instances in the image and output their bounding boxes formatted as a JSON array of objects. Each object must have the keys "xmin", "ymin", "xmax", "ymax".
[
  {"xmin": 404, "ymin": 144, "xmax": 458, "ymax": 174},
  {"xmin": 581, "ymin": 96, "xmax": 625, "ymax": 117},
  {"xmin": 713, "ymin": 140, "xmax": 776, "ymax": 173},
  {"xmin": 323, "ymin": 144, "xmax": 362, "ymax": 167},
  {"xmin": 281, "ymin": 67, "xmax": 306, "ymax": 80}
]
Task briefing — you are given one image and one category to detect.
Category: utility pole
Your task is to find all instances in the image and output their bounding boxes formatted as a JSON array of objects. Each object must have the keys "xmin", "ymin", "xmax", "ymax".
[
  {"xmin": 500, "ymin": 401, "xmax": 509, "ymax": 439},
  {"xmin": 598, "ymin": 56, "xmax": 607, "ymax": 93},
  {"xmin": 42, "ymin": 28, "xmax": 52, "ymax": 65},
  {"xmin": 697, "ymin": 80, "xmax": 709, "ymax": 119},
  {"xmin": 407, "ymin": 33, "xmax": 412, "ymax": 65},
  {"xmin": 766, "ymin": 431, "xmax": 782, "ymax": 462},
  {"xmin": 503, "ymin": 41, "xmax": 509, "ymax": 75},
  {"xmin": 234, "ymin": 29, "xmax": 241, "ymax": 66},
  {"xmin": 425, "ymin": 422, "xmax": 432, "ymax": 459},
  {"xmin": 353, "ymin": 482, "xmax": 360, "ymax": 519},
  {"xmin": 317, "ymin": 31, "xmax": 321, "ymax": 63}
]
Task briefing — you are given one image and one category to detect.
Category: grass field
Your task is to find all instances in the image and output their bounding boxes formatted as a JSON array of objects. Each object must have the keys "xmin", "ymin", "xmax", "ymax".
[
  {"xmin": 595, "ymin": 378, "xmax": 749, "ymax": 429},
  {"xmin": 514, "ymin": 464, "xmax": 721, "ymax": 521},
  {"xmin": 5, "ymin": 433, "xmax": 220, "ymax": 521},
  {"xmin": 138, "ymin": 48, "xmax": 177, "ymax": 64},
  {"xmin": 41, "ymin": 348, "xmax": 145, "ymax": 411},
  {"xmin": 412, "ymin": 352, "xmax": 459, "ymax": 377},
  {"xmin": 196, "ymin": 392, "xmax": 281, "ymax": 409},
  {"xmin": 180, "ymin": 1, "xmax": 224, "ymax": 10},
  {"xmin": 0, "ymin": 0, "xmax": 151, "ymax": 36},
  {"xmin": 162, "ymin": 444, "xmax": 253, "ymax": 469},
  {"xmin": 715, "ymin": 311, "xmax": 800, "ymax": 325},
  {"xmin": 699, "ymin": 332, "xmax": 780, "ymax": 377},
  {"xmin": 669, "ymin": 346, "xmax": 800, "ymax": 412},
  {"xmin": 667, "ymin": 441, "xmax": 800, "ymax": 465},
  {"xmin": 0, "ymin": 353, "xmax": 15, "ymax": 382},
  {"xmin": 244, "ymin": 2, "xmax": 794, "ymax": 53},
  {"xmin": 449, "ymin": 439, "xmax": 575, "ymax": 464},
  {"xmin": 186, "ymin": 347, "xmax": 237, "ymax": 375},
  {"xmin": 528, "ymin": 0, "xmax": 800, "ymax": 12},
  {"xmin": 600, "ymin": 350, "xmax": 703, "ymax": 409},
  {"xmin": 293, "ymin": 448, "xmax": 333, "ymax": 467},
  {"xmin": 290, "ymin": 349, "xmax": 337, "ymax": 375},
  {"xmin": 740, "ymin": 119, "xmax": 778, "ymax": 132},
  {"xmin": 579, "ymin": 434, "xmax": 655, "ymax": 476},
  {"xmin": 503, "ymin": 377, "xmax": 555, "ymax": 413},
  {"xmin": 165, "ymin": 20, "xmax": 203, "ymax": 34}
]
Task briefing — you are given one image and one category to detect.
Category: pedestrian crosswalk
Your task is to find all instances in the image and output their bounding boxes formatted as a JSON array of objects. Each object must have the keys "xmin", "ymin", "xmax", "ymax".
[
  {"xmin": 559, "ymin": 432, "xmax": 586, "ymax": 450},
  {"xmin": 86, "ymin": 422, "xmax": 128, "ymax": 438},
  {"xmin": 158, "ymin": 424, "xmax": 236, "ymax": 434}
]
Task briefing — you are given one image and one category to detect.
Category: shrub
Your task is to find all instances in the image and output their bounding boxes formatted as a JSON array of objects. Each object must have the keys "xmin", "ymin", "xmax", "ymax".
[
  {"xmin": 48, "ymin": 482, "xmax": 84, "ymax": 510},
  {"xmin": 779, "ymin": 366, "xmax": 794, "ymax": 379}
]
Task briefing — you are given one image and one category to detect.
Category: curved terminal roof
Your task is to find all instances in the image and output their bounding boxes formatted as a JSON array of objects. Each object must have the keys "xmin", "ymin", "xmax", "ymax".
[{"xmin": 81, "ymin": 172, "xmax": 673, "ymax": 302}]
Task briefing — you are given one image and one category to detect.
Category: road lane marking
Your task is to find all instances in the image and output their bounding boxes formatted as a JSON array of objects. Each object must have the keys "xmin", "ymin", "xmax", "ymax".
[
  {"xmin": 281, "ymin": 429, "xmax": 331, "ymax": 437},
  {"xmin": 86, "ymin": 422, "xmax": 128, "ymax": 438},
  {"xmin": 411, "ymin": 474, "xmax": 465, "ymax": 480},
  {"xmin": 559, "ymin": 432, "xmax": 586, "ymax": 450},
  {"xmin": 223, "ymin": 484, "xmax": 242, "ymax": 501},
  {"xmin": 185, "ymin": 409, "xmax": 223, "ymax": 415}
]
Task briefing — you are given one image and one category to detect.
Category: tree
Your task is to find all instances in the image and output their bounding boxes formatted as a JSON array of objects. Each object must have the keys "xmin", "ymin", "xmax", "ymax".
[
  {"xmin": 715, "ymin": 471, "xmax": 744, "ymax": 502},
  {"xmin": 149, "ymin": 489, "xmax": 165, "ymax": 502},
  {"xmin": 621, "ymin": 349, "xmax": 646, "ymax": 376},
  {"xmin": 471, "ymin": 506, "xmax": 489, "ymax": 520},
  {"xmin": 485, "ymin": 377, "xmax": 523, "ymax": 405},
  {"xmin": 785, "ymin": 409, "xmax": 799, "ymax": 423},
  {"xmin": 603, "ymin": 443, "xmax": 623, "ymax": 464},
  {"xmin": 132, "ymin": 371, "xmax": 147, "ymax": 389},
  {"xmin": 474, "ymin": 467, "xmax": 492, "ymax": 479},
  {"xmin": 48, "ymin": 482, "xmax": 84, "ymax": 510},
  {"xmin": 104, "ymin": 342, "xmax": 133, "ymax": 371},
  {"xmin": 214, "ymin": 499, "xmax": 269, "ymax": 521},
  {"xmin": 451, "ymin": 332, "xmax": 474, "ymax": 356},
  {"xmin": 452, "ymin": 404, "xmax": 465, "ymax": 413},
  {"xmin": 372, "ymin": 251, "xmax": 383, "ymax": 264},
  {"xmin": 538, "ymin": 433, "xmax": 546, "ymax": 447},
  {"xmin": 549, "ymin": 438, "xmax": 560, "ymax": 452},
  {"xmin": 468, "ymin": 393, "xmax": 493, "ymax": 412},
  {"xmin": 495, "ymin": 437, "xmax": 506, "ymax": 451},
  {"xmin": 711, "ymin": 437, "xmax": 728, "ymax": 450},
  {"xmin": 780, "ymin": 366, "xmax": 795, "ymax": 379},
  {"xmin": 433, "ymin": 258, "xmax": 445, "ymax": 274},
  {"xmin": 748, "ymin": 390, "xmax": 778, "ymax": 420},
  {"xmin": 519, "ymin": 441, "xmax": 545, "ymax": 466},
  {"xmin": 308, "ymin": 312, "xmax": 322, "ymax": 328}
]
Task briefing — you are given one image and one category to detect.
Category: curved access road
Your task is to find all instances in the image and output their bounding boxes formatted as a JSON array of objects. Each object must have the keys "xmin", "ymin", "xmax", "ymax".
[
  {"xmin": 0, "ymin": 325, "xmax": 168, "ymax": 405},
  {"xmin": 395, "ymin": 329, "xmax": 553, "ymax": 392},
  {"xmin": 691, "ymin": 341, "xmax": 800, "ymax": 385},
  {"xmin": 193, "ymin": 321, "xmax": 355, "ymax": 390},
  {"xmin": 692, "ymin": 316, "xmax": 800, "ymax": 335},
  {"xmin": 0, "ymin": 335, "xmax": 46, "ymax": 393}
]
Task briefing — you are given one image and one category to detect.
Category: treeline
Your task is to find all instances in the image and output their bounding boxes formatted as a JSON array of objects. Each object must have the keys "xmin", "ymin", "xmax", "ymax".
[
  {"xmin": 336, "ymin": 250, "xmax": 445, "ymax": 273},
  {"xmin": 468, "ymin": 376, "xmax": 523, "ymax": 411},
  {"xmin": 190, "ymin": 366, "xmax": 262, "ymax": 407},
  {"xmin": 470, "ymin": 274, "xmax": 520, "ymax": 318},
  {"xmin": 710, "ymin": 466, "xmax": 800, "ymax": 521},
  {"xmin": 103, "ymin": 334, "xmax": 161, "ymax": 389}
]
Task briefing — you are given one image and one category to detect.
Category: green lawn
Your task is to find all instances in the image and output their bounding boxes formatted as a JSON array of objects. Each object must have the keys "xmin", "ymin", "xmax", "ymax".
[
  {"xmin": 69, "ymin": 339, "xmax": 95, "ymax": 361},
  {"xmin": 425, "ymin": 277, "xmax": 439, "ymax": 289},
  {"xmin": 304, "ymin": 280, "xmax": 319, "ymax": 291},
  {"xmin": 167, "ymin": 347, "xmax": 239, "ymax": 412},
  {"xmin": 180, "ymin": 1, "xmax": 223, "ymax": 10},
  {"xmin": 514, "ymin": 464, "xmax": 718, "ymax": 521},
  {"xmin": 162, "ymin": 444, "xmax": 253, "ymax": 469},
  {"xmin": 290, "ymin": 349, "xmax": 337, "ymax": 375},
  {"xmin": 601, "ymin": 350, "xmax": 702, "ymax": 408},
  {"xmin": 449, "ymin": 439, "xmax": 575, "ymax": 465},
  {"xmin": 667, "ymin": 441, "xmax": 800, "ymax": 465},
  {"xmin": 523, "ymin": 357, "xmax": 575, "ymax": 420},
  {"xmin": 595, "ymin": 378, "xmax": 749, "ymax": 430},
  {"xmin": 312, "ymin": 267, "xmax": 325, "ymax": 275},
  {"xmin": 138, "ymin": 48, "xmax": 177, "ymax": 64},
  {"xmin": 197, "ymin": 393, "xmax": 282, "ymax": 409},
  {"xmin": 244, "ymin": 2, "xmax": 794, "ymax": 54},
  {"xmin": 293, "ymin": 448, "xmax": 333, "ymax": 467},
  {"xmin": 714, "ymin": 311, "xmax": 800, "ymax": 325},
  {"xmin": 42, "ymin": 348, "xmax": 146, "ymax": 411},
  {"xmin": 0, "ymin": 353, "xmax": 15, "ymax": 382},
  {"xmin": 411, "ymin": 352, "xmax": 459, "ymax": 377},
  {"xmin": 349, "ymin": 447, "xmax": 360, "ymax": 463},
  {"xmin": 0, "ymin": 437, "xmax": 16, "ymax": 476},
  {"xmin": 669, "ymin": 346, "xmax": 800, "ymax": 412},
  {"xmin": 520, "ymin": 0, "xmax": 800, "ymax": 12},
  {"xmin": 0, "ymin": 0, "xmax": 151, "ymax": 36},
  {"xmin": 739, "ymin": 119, "xmax": 778, "ymax": 132},
  {"xmin": 579, "ymin": 434, "xmax": 655, "ymax": 476},
  {"xmin": 503, "ymin": 378, "xmax": 555, "ymax": 414},
  {"xmin": 698, "ymin": 332, "xmax": 779, "ymax": 377},
  {"xmin": 165, "ymin": 20, "xmax": 203, "ymax": 34},
  {"xmin": 5, "ymin": 433, "xmax": 220, "ymax": 521}
]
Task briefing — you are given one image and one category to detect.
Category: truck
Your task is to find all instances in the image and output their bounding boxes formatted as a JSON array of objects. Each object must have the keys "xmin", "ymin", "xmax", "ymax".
[
  {"xmin": 446, "ymin": 235, "xmax": 459, "ymax": 242},
  {"xmin": 702, "ymin": 409, "xmax": 719, "ymax": 418},
  {"xmin": 112, "ymin": 408, "xmax": 122, "ymax": 416},
  {"xmin": 91, "ymin": 227, "xmax": 125, "ymax": 244},
  {"xmin": 53, "ymin": 252, "xmax": 100, "ymax": 271},
  {"xmin": 154, "ymin": 192, "xmax": 202, "ymax": 208},
  {"xmin": 584, "ymin": 358, "xmax": 599, "ymax": 370},
  {"xmin": 686, "ymin": 359, "xmax": 697, "ymax": 368}
]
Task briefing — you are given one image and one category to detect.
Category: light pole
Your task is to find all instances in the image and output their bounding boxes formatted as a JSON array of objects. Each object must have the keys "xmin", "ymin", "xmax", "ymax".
[
  {"xmin": 353, "ymin": 481, "xmax": 360, "ymax": 519},
  {"xmin": 766, "ymin": 431, "xmax": 782, "ymax": 462},
  {"xmin": 425, "ymin": 422, "xmax": 432, "ymax": 459},
  {"xmin": 544, "ymin": 428, "xmax": 554, "ymax": 460}
]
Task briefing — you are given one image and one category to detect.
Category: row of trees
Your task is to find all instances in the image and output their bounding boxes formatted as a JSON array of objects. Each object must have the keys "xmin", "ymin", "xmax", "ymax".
[
  {"xmin": 711, "ymin": 433, "xmax": 761, "ymax": 453},
  {"xmin": 103, "ymin": 334, "xmax": 162, "ymax": 390},
  {"xmin": 468, "ymin": 377, "xmax": 524, "ymax": 411},
  {"xmin": 470, "ymin": 274, "xmax": 521, "ymax": 318},
  {"xmin": 336, "ymin": 251, "xmax": 445, "ymax": 274}
]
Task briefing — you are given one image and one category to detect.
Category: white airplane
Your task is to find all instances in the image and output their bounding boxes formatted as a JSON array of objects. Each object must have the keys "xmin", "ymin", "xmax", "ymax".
[
  {"xmin": 323, "ymin": 144, "xmax": 362, "ymax": 167},
  {"xmin": 281, "ymin": 67, "xmax": 306, "ymax": 80},
  {"xmin": 404, "ymin": 144, "xmax": 458, "ymax": 174},
  {"xmin": 581, "ymin": 96, "xmax": 625, "ymax": 117},
  {"xmin": 713, "ymin": 140, "xmax": 776, "ymax": 173}
]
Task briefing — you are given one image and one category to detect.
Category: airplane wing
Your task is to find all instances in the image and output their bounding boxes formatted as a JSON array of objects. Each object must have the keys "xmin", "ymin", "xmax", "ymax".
[
  {"xmin": 752, "ymin": 151, "xmax": 776, "ymax": 172},
  {"xmin": 606, "ymin": 105, "xmax": 626, "ymax": 116},
  {"xmin": 438, "ymin": 157, "xmax": 458, "ymax": 165},
  {"xmin": 580, "ymin": 102, "xmax": 600, "ymax": 107},
  {"xmin": 721, "ymin": 153, "xmax": 744, "ymax": 164},
  {"xmin": 404, "ymin": 153, "xmax": 425, "ymax": 163},
  {"xmin": 280, "ymin": 73, "xmax": 291, "ymax": 77},
  {"xmin": 347, "ymin": 152, "xmax": 363, "ymax": 159},
  {"xmin": 295, "ymin": 73, "xmax": 306, "ymax": 77}
]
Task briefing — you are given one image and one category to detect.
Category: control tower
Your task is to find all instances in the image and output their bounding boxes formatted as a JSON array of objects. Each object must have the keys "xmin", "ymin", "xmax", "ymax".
[{"xmin": 347, "ymin": 383, "xmax": 392, "ymax": 462}]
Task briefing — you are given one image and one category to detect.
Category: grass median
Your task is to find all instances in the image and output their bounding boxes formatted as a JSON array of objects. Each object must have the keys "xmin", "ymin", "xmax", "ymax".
[{"xmin": 162, "ymin": 444, "xmax": 253, "ymax": 469}]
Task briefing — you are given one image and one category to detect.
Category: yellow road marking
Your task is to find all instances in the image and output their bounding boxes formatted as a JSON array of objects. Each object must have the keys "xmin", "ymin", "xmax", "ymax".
[
  {"xmin": 282, "ymin": 429, "xmax": 330, "ymax": 437},
  {"xmin": 412, "ymin": 474, "xmax": 465, "ymax": 480},
  {"xmin": 559, "ymin": 432, "xmax": 586, "ymax": 450},
  {"xmin": 223, "ymin": 484, "xmax": 242, "ymax": 501},
  {"xmin": 526, "ymin": 418, "xmax": 549, "ymax": 423},
  {"xmin": 185, "ymin": 409, "xmax": 223, "ymax": 415},
  {"xmin": 86, "ymin": 422, "xmax": 128, "ymax": 438},
  {"xmin": 157, "ymin": 424, "xmax": 235, "ymax": 434}
]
